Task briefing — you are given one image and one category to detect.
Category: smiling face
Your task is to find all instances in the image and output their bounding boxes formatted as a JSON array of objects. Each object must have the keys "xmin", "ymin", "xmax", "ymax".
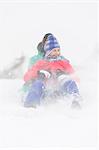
[{"xmin": 49, "ymin": 48, "xmax": 61, "ymax": 58}]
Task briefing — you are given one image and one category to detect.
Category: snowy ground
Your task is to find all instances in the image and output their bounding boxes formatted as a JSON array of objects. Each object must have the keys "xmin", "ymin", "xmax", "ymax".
[
  {"xmin": 0, "ymin": 1, "xmax": 98, "ymax": 150},
  {"xmin": 0, "ymin": 57, "xmax": 98, "ymax": 150}
]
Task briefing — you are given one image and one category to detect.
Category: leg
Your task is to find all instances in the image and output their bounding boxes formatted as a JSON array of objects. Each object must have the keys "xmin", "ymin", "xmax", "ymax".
[
  {"xmin": 24, "ymin": 79, "xmax": 45, "ymax": 107},
  {"xmin": 60, "ymin": 79, "xmax": 79, "ymax": 95},
  {"xmin": 60, "ymin": 80, "xmax": 81, "ymax": 109}
]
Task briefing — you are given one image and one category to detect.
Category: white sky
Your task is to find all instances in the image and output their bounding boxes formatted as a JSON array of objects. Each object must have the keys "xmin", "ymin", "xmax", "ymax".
[{"xmin": 0, "ymin": 1, "xmax": 97, "ymax": 69}]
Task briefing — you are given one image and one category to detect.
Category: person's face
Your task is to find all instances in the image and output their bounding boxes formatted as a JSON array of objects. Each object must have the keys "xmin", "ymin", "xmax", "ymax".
[{"xmin": 49, "ymin": 48, "xmax": 60, "ymax": 57}]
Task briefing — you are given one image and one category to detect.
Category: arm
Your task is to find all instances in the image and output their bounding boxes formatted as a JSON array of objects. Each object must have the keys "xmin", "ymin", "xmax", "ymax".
[
  {"xmin": 28, "ymin": 56, "xmax": 36, "ymax": 69},
  {"xmin": 24, "ymin": 60, "xmax": 48, "ymax": 82},
  {"xmin": 28, "ymin": 55, "xmax": 41, "ymax": 69},
  {"xmin": 59, "ymin": 60, "xmax": 75, "ymax": 74}
]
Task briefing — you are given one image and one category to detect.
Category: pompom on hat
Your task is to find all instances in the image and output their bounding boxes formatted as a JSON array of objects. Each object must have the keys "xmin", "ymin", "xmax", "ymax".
[{"xmin": 44, "ymin": 34, "xmax": 60, "ymax": 57}]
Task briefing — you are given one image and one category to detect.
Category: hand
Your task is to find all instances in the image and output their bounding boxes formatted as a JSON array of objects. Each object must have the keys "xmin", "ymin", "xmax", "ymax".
[
  {"xmin": 38, "ymin": 70, "xmax": 51, "ymax": 80},
  {"xmin": 58, "ymin": 74, "xmax": 69, "ymax": 82},
  {"xmin": 56, "ymin": 69, "xmax": 66, "ymax": 78}
]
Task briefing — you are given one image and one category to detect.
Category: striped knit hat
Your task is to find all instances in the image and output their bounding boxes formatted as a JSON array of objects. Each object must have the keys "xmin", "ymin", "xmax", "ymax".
[{"xmin": 44, "ymin": 34, "xmax": 60, "ymax": 57}]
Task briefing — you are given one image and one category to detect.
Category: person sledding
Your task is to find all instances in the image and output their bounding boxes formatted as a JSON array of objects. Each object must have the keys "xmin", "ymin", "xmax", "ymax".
[{"xmin": 23, "ymin": 34, "xmax": 81, "ymax": 108}]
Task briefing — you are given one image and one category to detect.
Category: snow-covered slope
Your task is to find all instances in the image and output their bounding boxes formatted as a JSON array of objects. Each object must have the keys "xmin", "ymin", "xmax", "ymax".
[
  {"xmin": 0, "ymin": 1, "xmax": 97, "ymax": 149},
  {"xmin": 0, "ymin": 57, "xmax": 97, "ymax": 149}
]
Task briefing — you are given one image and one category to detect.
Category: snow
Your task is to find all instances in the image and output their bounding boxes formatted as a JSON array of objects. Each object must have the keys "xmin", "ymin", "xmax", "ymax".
[
  {"xmin": 0, "ymin": 1, "xmax": 98, "ymax": 150},
  {"xmin": 0, "ymin": 57, "xmax": 97, "ymax": 149}
]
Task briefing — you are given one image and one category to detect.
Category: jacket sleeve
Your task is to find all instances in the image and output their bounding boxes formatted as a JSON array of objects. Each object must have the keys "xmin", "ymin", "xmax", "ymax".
[
  {"xmin": 58, "ymin": 60, "xmax": 75, "ymax": 74},
  {"xmin": 64, "ymin": 61, "xmax": 75, "ymax": 74},
  {"xmin": 28, "ymin": 56, "xmax": 36, "ymax": 69},
  {"xmin": 28, "ymin": 54, "xmax": 43, "ymax": 69},
  {"xmin": 24, "ymin": 60, "xmax": 48, "ymax": 82}
]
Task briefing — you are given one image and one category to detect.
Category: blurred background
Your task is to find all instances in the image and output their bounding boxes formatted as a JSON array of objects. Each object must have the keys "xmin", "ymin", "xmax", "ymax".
[{"xmin": 0, "ymin": 0, "xmax": 97, "ymax": 79}]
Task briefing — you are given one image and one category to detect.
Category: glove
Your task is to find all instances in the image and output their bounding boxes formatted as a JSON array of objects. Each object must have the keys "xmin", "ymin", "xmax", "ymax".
[
  {"xmin": 58, "ymin": 74, "xmax": 69, "ymax": 82},
  {"xmin": 56, "ymin": 70, "xmax": 70, "ymax": 83},
  {"xmin": 38, "ymin": 70, "xmax": 51, "ymax": 80},
  {"xmin": 56, "ymin": 69, "xmax": 66, "ymax": 78}
]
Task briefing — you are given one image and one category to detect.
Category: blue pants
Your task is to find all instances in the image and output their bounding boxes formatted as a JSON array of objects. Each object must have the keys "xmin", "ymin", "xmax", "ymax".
[
  {"xmin": 24, "ymin": 79, "xmax": 79, "ymax": 107},
  {"xmin": 60, "ymin": 80, "xmax": 79, "ymax": 95},
  {"xmin": 24, "ymin": 80, "xmax": 45, "ymax": 107}
]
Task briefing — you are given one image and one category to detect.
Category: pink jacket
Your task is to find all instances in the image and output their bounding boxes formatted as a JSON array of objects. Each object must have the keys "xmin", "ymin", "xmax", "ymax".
[{"xmin": 24, "ymin": 59, "xmax": 74, "ymax": 82}]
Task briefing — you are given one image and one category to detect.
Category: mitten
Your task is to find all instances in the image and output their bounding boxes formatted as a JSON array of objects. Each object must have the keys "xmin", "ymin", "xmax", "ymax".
[{"xmin": 38, "ymin": 70, "xmax": 51, "ymax": 80}]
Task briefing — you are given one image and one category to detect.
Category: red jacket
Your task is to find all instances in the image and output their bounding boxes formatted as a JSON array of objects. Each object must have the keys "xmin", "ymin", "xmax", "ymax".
[{"xmin": 24, "ymin": 59, "xmax": 74, "ymax": 82}]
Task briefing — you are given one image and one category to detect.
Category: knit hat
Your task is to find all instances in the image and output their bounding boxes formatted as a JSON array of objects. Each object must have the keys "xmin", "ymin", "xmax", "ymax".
[{"xmin": 44, "ymin": 35, "xmax": 60, "ymax": 57}]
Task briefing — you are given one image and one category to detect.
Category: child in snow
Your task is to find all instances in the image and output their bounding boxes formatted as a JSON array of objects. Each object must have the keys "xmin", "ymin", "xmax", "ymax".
[{"xmin": 23, "ymin": 34, "xmax": 80, "ymax": 108}]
